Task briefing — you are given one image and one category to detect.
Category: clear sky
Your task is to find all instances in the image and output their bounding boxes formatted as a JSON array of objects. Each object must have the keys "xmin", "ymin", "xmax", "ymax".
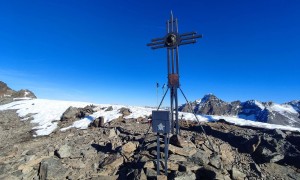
[{"xmin": 0, "ymin": 0, "xmax": 299, "ymax": 106}]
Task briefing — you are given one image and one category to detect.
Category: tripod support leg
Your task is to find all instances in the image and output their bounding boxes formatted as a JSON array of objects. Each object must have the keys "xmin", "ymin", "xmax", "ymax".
[
  {"xmin": 179, "ymin": 87, "xmax": 216, "ymax": 153},
  {"xmin": 170, "ymin": 87, "xmax": 174, "ymax": 134}
]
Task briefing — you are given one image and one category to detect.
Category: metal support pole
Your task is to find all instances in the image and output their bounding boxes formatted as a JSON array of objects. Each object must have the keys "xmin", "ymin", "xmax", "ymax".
[
  {"xmin": 175, "ymin": 88, "xmax": 179, "ymax": 135},
  {"xmin": 157, "ymin": 133, "xmax": 160, "ymax": 175},
  {"xmin": 171, "ymin": 49, "xmax": 175, "ymax": 74},
  {"xmin": 167, "ymin": 50, "xmax": 170, "ymax": 75},
  {"xmin": 164, "ymin": 133, "xmax": 168, "ymax": 175},
  {"xmin": 176, "ymin": 47, "xmax": 180, "ymax": 76}
]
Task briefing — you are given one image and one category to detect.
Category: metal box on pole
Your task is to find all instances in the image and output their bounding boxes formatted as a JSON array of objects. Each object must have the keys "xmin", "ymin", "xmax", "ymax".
[{"xmin": 152, "ymin": 110, "xmax": 171, "ymax": 134}]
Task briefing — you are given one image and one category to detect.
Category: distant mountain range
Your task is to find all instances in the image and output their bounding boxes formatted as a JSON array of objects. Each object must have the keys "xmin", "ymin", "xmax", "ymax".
[
  {"xmin": 0, "ymin": 81, "xmax": 36, "ymax": 105},
  {"xmin": 179, "ymin": 94, "xmax": 300, "ymax": 128},
  {"xmin": 2, "ymin": 80, "xmax": 299, "ymax": 129}
]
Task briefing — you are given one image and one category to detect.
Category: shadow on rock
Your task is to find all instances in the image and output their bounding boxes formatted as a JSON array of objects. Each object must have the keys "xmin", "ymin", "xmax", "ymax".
[{"xmin": 91, "ymin": 143, "xmax": 116, "ymax": 154}]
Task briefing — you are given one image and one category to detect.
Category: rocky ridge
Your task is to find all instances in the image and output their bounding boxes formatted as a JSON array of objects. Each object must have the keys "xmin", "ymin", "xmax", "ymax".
[
  {"xmin": 0, "ymin": 81, "xmax": 36, "ymax": 105},
  {"xmin": 179, "ymin": 94, "xmax": 300, "ymax": 128},
  {"xmin": 0, "ymin": 107, "xmax": 300, "ymax": 180}
]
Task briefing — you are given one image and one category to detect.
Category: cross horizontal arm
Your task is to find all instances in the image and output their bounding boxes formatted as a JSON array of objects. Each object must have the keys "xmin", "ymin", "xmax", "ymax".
[
  {"xmin": 147, "ymin": 41, "xmax": 165, "ymax": 46},
  {"xmin": 180, "ymin": 32, "xmax": 198, "ymax": 37},
  {"xmin": 151, "ymin": 45, "xmax": 166, "ymax": 50},
  {"xmin": 179, "ymin": 39, "xmax": 197, "ymax": 46},
  {"xmin": 181, "ymin": 34, "xmax": 202, "ymax": 41},
  {"xmin": 151, "ymin": 37, "xmax": 164, "ymax": 42}
]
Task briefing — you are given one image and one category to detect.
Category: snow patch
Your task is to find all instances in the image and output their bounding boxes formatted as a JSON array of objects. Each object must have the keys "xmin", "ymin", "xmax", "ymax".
[
  {"xmin": 13, "ymin": 97, "xmax": 33, "ymax": 101},
  {"xmin": 270, "ymin": 104, "xmax": 298, "ymax": 114},
  {"xmin": 24, "ymin": 91, "xmax": 30, "ymax": 97},
  {"xmin": 0, "ymin": 99, "xmax": 91, "ymax": 136},
  {"xmin": 254, "ymin": 100, "xmax": 265, "ymax": 110}
]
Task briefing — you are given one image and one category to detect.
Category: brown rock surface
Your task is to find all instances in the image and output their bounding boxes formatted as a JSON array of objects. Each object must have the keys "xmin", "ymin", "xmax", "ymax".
[{"xmin": 0, "ymin": 107, "xmax": 299, "ymax": 179}]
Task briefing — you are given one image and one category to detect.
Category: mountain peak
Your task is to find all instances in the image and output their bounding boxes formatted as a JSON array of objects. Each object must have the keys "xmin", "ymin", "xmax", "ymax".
[{"xmin": 196, "ymin": 93, "xmax": 219, "ymax": 104}]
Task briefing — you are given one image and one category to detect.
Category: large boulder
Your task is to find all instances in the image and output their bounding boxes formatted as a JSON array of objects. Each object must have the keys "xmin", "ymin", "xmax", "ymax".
[
  {"xmin": 39, "ymin": 157, "xmax": 67, "ymax": 180},
  {"xmin": 61, "ymin": 105, "xmax": 96, "ymax": 122},
  {"xmin": 61, "ymin": 106, "xmax": 80, "ymax": 121},
  {"xmin": 78, "ymin": 105, "xmax": 95, "ymax": 116},
  {"xmin": 119, "ymin": 107, "xmax": 132, "ymax": 116},
  {"xmin": 90, "ymin": 116, "xmax": 105, "ymax": 127}
]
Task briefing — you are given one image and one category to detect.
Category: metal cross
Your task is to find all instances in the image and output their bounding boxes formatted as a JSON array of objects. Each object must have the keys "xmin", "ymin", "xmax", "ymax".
[{"xmin": 147, "ymin": 11, "xmax": 202, "ymax": 134}]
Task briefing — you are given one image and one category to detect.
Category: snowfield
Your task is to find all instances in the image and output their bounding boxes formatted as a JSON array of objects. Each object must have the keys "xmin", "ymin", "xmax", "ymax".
[{"xmin": 0, "ymin": 99, "xmax": 300, "ymax": 136}]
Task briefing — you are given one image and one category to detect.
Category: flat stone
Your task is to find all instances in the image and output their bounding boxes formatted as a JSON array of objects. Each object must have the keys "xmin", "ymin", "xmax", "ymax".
[
  {"xmin": 145, "ymin": 168, "xmax": 157, "ymax": 178},
  {"xmin": 175, "ymin": 171, "xmax": 196, "ymax": 180},
  {"xmin": 18, "ymin": 156, "xmax": 48, "ymax": 174},
  {"xmin": 122, "ymin": 141, "xmax": 137, "ymax": 156},
  {"xmin": 91, "ymin": 175, "xmax": 119, "ymax": 180},
  {"xmin": 190, "ymin": 149, "xmax": 210, "ymax": 165},
  {"xmin": 99, "ymin": 155, "xmax": 124, "ymax": 176},
  {"xmin": 170, "ymin": 135, "xmax": 189, "ymax": 148},
  {"xmin": 168, "ymin": 144, "xmax": 197, "ymax": 157},
  {"xmin": 108, "ymin": 128, "xmax": 118, "ymax": 138},
  {"xmin": 169, "ymin": 154, "xmax": 187, "ymax": 162},
  {"xmin": 25, "ymin": 155, "xmax": 35, "ymax": 162},
  {"xmin": 220, "ymin": 143, "xmax": 234, "ymax": 166},
  {"xmin": 273, "ymin": 129, "xmax": 286, "ymax": 139},
  {"xmin": 269, "ymin": 153, "xmax": 284, "ymax": 163},
  {"xmin": 168, "ymin": 161, "xmax": 179, "ymax": 171},
  {"xmin": 144, "ymin": 161, "xmax": 155, "ymax": 169},
  {"xmin": 0, "ymin": 175, "xmax": 19, "ymax": 180},
  {"xmin": 231, "ymin": 166, "xmax": 246, "ymax": 180},
  {"xmin": 178, "ymin": 161, "xmax": 200, "ymax": 172},
  {"xmin": 157, "ymin": 175, "xmax": 168, "ymax": 180},
  {"xmin": 68, "ymin": 159, "xmax": 86, "ymax": 169},
  {"xmin": 209, "ymin": 154, "xmax": 221, "ymax": 169},
  {"xmin": 57, "ymin": 144, "xmax": 71, "ymax": 158}
]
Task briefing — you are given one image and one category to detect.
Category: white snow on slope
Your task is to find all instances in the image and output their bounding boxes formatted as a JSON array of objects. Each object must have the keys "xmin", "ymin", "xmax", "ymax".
[
  {"xmin": 0, "ymin": 99, "xmax": 91, "ymax": 136},
  {"xmin": 254, "ymin": 100, "xmax": 265, "ymax": 110},
  {"xmin": 269, "ymin": 104, "xmax": 298, "ymax": 114},
  {"xmin": 1, "ymin": 99, "xmax": 300, "ymax": 137}
]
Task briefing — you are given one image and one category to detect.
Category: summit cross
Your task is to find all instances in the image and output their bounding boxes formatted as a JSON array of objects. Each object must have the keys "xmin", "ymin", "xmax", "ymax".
[{"xmin": 147, "ymin": 11, "xmax": 202, "ymax": 134}]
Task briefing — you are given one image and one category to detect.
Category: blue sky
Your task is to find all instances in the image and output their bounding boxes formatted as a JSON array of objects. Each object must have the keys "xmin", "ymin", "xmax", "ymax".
[{"xmin": 0, "ymin": 0, "xmax": 299, "ymax": 106}]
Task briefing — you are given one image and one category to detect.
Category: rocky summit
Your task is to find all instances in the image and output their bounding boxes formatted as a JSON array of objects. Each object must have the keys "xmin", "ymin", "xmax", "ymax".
[
  {"xmin": 0, "ymin": 81, "xmax": 36, "ymax": 105},
  {"xmin": 0, "ymin": 107, "xmax": 300, "ymax": 180},
  {"xmin": 179, "ymin": 94, "xmax": 300, "ymax": 128}
]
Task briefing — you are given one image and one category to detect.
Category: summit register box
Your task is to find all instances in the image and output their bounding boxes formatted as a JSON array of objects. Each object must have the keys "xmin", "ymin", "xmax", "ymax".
[{"xmin": 152, "ymin": 110, "xmax": 171, "ymax": 134}]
